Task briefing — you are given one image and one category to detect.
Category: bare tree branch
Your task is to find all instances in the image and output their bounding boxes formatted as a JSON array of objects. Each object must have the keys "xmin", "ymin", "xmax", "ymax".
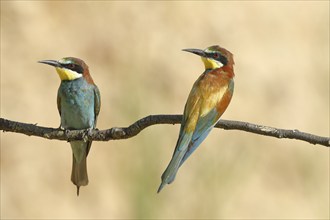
[{"xmin": 0, "ymin": 116, "xmax": 329, "ymax": 147}]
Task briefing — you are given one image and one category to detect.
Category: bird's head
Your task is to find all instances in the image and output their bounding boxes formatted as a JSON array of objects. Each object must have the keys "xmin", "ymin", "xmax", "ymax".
[
  {"xmin": 39, "ymin": 57, "xmax": 94, "ymax": 83},
  {"xmin": 183, "ymin": 45, "xmax": 234, "ymax": 70}
]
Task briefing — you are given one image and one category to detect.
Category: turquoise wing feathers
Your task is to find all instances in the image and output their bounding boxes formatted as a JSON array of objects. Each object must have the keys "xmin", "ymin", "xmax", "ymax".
[
  {"xmin": 93, "ymin": 85, "xmax": 101, "ymax": 127},
  {"xmin": 180, "ymin": 108, "xmax": 220, "ymax": 165}
]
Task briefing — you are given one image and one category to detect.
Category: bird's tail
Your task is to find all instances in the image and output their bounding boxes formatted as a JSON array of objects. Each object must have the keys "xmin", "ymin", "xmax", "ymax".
[
  {"xmin": 157, "ymin": 149, "xmax": 186, "ymax": 193},
  {"xmin": 71, "ymin": 154, "xmax": 88, "ymax": 196},
  {"xmin": 70, "ymin": 141, "xmax": 90, "ymax": 196}
]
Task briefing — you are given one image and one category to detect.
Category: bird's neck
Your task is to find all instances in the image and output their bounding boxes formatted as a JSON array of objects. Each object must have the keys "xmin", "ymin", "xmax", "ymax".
[
  {"xmin": 83, "ymin": 71, "xmax": 95, "ymax": 85},
  {"xmin": 205, "ymin": 65, "xmax": 234, "ymax": 78},
  {"xmin": 221, "ymin": 65, "xmax": 235, "ymax": 78}
]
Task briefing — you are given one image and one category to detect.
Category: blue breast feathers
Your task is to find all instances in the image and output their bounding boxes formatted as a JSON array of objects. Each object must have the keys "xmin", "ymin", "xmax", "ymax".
[{"xmin": 58, "ymin": 78, "xmax": 96, "ymax": 129}]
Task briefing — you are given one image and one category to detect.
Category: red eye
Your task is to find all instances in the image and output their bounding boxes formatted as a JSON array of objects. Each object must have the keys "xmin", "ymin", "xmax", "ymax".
[{"xmin": 213, "ymin": 53, "xmax": 219, "ymax": 59}]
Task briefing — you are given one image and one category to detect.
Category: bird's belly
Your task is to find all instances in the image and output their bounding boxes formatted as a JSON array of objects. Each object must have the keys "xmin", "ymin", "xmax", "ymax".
[{"xmin": 60, "ymin": 88, "xmax": 95, "ymax": 129}]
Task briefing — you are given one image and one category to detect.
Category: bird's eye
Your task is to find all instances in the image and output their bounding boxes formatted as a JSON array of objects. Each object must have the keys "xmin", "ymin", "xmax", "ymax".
[
  {"xmin": 213, "ymin": 53, "xmax": 219, "ymax": 59},
  {"xmin": 63, "ymin": 63, "xmax": 83, "ymax": 74}
]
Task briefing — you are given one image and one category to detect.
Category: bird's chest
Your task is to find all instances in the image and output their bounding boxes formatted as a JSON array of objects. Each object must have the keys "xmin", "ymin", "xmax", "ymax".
[
  {"xmin": 198, "ymin": 72, "xmax": 227, "ymax": 98},
  {"xmin": 196, "ymin": 72, "xmax": 232, "ymax": 116},
  {"xmin": 58, "ymin": 80, "xmax": 95, "ymax": 129}
]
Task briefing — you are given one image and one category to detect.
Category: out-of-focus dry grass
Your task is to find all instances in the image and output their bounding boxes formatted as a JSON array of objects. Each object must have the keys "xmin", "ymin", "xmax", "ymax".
[{"xmin": 1, "ymin": 1, "xmax": 329, "ymax": 219}]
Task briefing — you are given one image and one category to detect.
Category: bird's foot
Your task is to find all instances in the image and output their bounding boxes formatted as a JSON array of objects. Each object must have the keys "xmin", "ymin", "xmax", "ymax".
[
  {"xmin": 83, "ymin": 128, "xmax": 93, "ymax": 142},
  {"xmin": 64, "ymin": 129, "xmax": 71, "ymax": 142},
  {"xmin": 58, "ymin": 125, "xmax": 70, "ymax": 142},
  {"xmin": 58, "ymin": 123, "xmax": 65, "ymax": 130}
]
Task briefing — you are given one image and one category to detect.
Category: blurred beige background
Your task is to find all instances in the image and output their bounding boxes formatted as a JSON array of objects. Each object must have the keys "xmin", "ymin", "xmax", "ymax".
[{"xmin": 1, "ymin": 1, "xmax": 329, "ymax": 219}]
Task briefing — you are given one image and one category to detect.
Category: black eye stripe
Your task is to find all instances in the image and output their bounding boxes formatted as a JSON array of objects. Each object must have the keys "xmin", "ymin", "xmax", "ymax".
[
  {"xmin": 207, "ymin": 52, "xmax": 228, "ymax": 66},
  {"xmin": 62, "ymin": 63, "xmax": 84, "ymax": 74},
  {"xmin": 219, "ymin": 54, "xmax": 228, "ymax": 66}
]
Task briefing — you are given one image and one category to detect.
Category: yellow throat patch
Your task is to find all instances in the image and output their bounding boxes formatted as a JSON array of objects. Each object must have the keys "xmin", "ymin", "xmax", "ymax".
[
  {"xmin": 55, "ymin": 67, "xmax": 82, "ymax": 81},
  {"xmin": 201, "ymin": 57, "xmax": 223, "ymax": 70}
]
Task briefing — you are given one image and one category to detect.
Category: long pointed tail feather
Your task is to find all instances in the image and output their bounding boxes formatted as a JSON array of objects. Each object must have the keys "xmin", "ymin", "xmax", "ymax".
[
  {"xmin": 158, "ymin": 149, "xmax": 186, "ymax": 193},
  {"xmin": 71, "ymin": 154, "xmax": 88, "ymax": 196}
]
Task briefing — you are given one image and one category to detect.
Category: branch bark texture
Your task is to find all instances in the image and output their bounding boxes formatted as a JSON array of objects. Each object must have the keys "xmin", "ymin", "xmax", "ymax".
[{"xmin": 0, "ymin": 116, "xmax": 329, "ymax": 147}]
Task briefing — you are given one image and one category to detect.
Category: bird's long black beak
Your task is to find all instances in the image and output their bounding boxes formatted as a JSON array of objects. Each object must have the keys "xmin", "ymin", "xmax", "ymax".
[
  {"xmin": 182, "ymin": 48, "xmax": 206, "ymax": 57},
  {"xmin": 38, "ymin": 60, "xmax": 61, "ymax": 67}
]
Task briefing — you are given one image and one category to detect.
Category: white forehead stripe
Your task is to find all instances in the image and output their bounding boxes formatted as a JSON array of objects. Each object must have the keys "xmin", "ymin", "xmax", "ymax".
[
  {"xmin": 58, "ymin": 58, "xmax": 73, "ymax": 64},
  {"xmin": 204, "ymin": 48, "xmax": 212, "ymax": 52}
]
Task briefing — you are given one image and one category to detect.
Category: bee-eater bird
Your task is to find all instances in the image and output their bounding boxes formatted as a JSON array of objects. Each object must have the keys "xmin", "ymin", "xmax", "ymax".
[
  {"xmin": 158, "ymin": 45, "xmax": 235, "ymax": 193},
  {"xmin": 39, "ymin": 57, "xmax": 101, "ymax": 195}
]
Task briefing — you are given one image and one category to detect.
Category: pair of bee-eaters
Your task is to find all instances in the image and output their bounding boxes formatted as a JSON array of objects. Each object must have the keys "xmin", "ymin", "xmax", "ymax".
[{"xmin": 39, "ymin": 45, "xmax": 235, "ymax": 195}]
